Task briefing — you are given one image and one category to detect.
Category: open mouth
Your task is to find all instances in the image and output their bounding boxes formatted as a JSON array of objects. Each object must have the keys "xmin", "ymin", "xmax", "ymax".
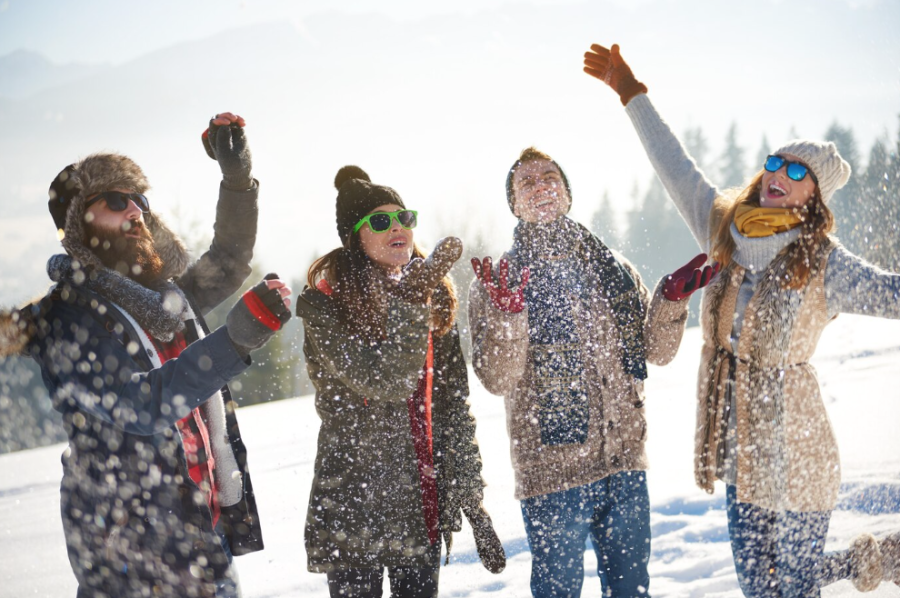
[
  {"xmin": 388, "ymin": 237, "xmax": 407, "ymax": 248},
  {"xmin": 767, "ymin": 182, "xmax": 787, "ymax": 198}
]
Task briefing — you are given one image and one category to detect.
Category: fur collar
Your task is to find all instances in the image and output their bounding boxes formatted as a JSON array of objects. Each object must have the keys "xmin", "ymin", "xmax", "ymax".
[{"xmin": 48, "ymin": 254, "xmax": 189, "ymax": 342}]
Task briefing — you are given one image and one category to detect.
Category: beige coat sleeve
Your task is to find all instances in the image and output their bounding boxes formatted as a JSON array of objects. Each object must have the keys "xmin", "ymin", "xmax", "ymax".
[
  {"xmin": 467, "ymin": 277, "xmax": 529, "ymax": 397},
  {"xmin": 617, "ymin": 254, "xmax": 689, "ymax": 367}
]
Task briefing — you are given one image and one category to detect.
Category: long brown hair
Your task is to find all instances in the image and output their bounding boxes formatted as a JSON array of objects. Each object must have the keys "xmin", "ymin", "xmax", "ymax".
[
  {"xmin": 710, "ymin": 170, "xmax": 835, "ymax": 290},
  {"xmin": 307, "ymin": 233, "xmax": 458, "ymax": 340}
]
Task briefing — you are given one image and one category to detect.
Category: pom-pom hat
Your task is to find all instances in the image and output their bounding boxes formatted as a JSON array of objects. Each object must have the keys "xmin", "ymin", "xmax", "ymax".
[
  {"xmin": 334, "ymin": 166, "xmax": 406, "ymax": 247},
  {"xmin": 770, "ymin": 140, "xmax": 851, "ymax": 204}
]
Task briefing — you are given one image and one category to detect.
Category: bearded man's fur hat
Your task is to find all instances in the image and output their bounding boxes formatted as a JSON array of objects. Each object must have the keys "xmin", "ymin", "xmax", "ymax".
[{"xmin": 47, "ymin": 153, "xmax": 189, "ymax": 280}]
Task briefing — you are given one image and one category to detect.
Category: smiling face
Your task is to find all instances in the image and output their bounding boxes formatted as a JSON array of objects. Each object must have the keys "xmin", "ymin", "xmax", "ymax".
[
  {"xmin": 357, "ymin": 203, "xmax": 413, "ymax": 273},
  {"xmin": 760, "ymin": 154, "xmax": 818, "ymax": 209},
  {"xmin": 511, "ymin": 159, "xmax": 571, "ymax": 224}
]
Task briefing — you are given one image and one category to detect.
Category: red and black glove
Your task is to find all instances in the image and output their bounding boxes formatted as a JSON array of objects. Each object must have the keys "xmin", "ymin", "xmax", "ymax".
[
  {"xmin": 583, "ymin": 43, "xmax": 648, "ymax": 106},
  {"xmin": 226, "ymin": 273, "xmax": 291, "ymax": 352},
  {"xmin": 471, "ymin": 257, "xmax": 529, "ymax": 313},
  {"xmin": 663, "ymin": 254, "xmax": 720, "ymax": 301}
]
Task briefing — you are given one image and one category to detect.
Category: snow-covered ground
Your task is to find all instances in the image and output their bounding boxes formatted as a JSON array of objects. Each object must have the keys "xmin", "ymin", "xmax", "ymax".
[{"xmin": 2, "ymin": 315, "xmax": 899, "ymax": 597}]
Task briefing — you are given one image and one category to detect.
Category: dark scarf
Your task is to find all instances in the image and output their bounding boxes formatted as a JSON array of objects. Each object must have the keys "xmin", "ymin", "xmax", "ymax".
[
  {"xmin": 47, "ymin": 254, "xmax": 189, "ymax": 342},
  {"xmin": 509, "ymin": 217, "xmax": 647, "ymax": 446}
]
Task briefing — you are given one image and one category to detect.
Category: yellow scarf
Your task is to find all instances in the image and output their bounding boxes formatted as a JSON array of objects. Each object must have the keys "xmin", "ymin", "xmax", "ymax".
[{"xmin": 734, "ymin": 204, "xmax": 804, "ymax": 238}]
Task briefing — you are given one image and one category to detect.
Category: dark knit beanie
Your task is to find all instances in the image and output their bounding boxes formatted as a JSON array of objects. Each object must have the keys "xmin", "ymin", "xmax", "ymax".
[
  {"xmin": 334, "ymin": 165, "xmax": 406, "ymax": 247},
  {"xmin": 505, "ymin": 155, "xmax": 572, "ymax": 216}
]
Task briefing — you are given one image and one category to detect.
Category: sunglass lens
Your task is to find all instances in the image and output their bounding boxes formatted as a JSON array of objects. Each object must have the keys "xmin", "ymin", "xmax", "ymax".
[
  {"xmin": 104, "ymin": 192, "xmax": 130, "ymax": 211},
  {"xmin": 132, "ymin": 193, "xmax": 150, "ymax": 212},
  {"xmin": 368, "ymin": 213, "xmax": 393, "ymax": 232},
  {"xmin": 764, "ymin": 155, "xmax": 784, "ymax": 173},
  {"xmin": 397, "ymin": 210, "xmax": 417, "ymax": 229},
  {"xmin": 785, "ymin": 163, "xmax": 808, "ymax": 182}
]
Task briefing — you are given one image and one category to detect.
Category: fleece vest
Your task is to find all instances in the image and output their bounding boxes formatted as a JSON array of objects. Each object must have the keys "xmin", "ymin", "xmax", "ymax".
[{"xmin": 695, "ymin": 240, "xmax": 839, "ymax": 512}]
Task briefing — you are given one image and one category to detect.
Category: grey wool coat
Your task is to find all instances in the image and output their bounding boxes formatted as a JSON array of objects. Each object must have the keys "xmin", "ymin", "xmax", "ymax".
[{"xmin": 297, "ymin": 286, "xmax": 485, "ymax": 573}]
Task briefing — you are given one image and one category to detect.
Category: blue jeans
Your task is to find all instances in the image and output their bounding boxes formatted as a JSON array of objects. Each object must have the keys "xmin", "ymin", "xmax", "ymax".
[
  {"xmin": 521, "ymin": 470, "xmax": 651, "ymax": 598},
  {"xmin": 726, "ymin": 485, "xmax": 831, "ymax": 598},
  {"xmin": 216, "ymin": 519, "xmax": 242, "ymax": 598}
]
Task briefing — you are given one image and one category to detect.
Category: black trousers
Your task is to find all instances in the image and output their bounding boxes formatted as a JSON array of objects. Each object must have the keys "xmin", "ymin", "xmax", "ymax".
[{"xmin": 326, "ymin": 545, "xmax": 441, "ymax": 598}]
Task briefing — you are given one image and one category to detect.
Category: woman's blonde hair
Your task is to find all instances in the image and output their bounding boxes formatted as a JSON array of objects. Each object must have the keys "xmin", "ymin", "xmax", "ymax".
[
  {"xmin": 710, "ymin": 169, "xmax": 835, "ymax": 290},
  {"xmin": 307, "ymin": 235, "xmax": 458, "ymax": 340}
]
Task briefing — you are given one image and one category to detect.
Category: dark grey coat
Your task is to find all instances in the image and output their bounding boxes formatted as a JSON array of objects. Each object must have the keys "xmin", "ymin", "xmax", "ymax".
[{"xmin": 297, "ymin": 287, "xmax": 484, "ymax": 573}]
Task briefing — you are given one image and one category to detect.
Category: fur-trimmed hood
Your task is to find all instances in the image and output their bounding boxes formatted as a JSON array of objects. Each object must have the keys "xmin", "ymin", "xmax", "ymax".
[{"xmin": 49, "ymin": 153, "xmax": 190, "ymax": 282}]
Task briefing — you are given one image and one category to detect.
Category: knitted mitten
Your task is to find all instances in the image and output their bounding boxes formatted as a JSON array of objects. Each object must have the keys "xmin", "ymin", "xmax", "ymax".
[
  {"xmin": 849, "ymin": 533, "xmax": 883, "ymax": 592},
  {"xmin": 880, "ymin": 531, "xmax": 900, "ymax": 586}
]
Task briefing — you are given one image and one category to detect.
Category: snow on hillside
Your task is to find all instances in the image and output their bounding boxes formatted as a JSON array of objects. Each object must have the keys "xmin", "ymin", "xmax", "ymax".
[{"xmin": 1, "ymin": 314, "xmax": 899, "ymax": 597}]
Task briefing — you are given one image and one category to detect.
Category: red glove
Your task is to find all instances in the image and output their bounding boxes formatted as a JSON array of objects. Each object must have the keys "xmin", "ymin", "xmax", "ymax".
[
  {"xmin": 583, "ymin": 43, "xmax": 647, "ymax": 106},
  {"xmin": 663, "ymin": 254, "xmax": 720, "ymax": 301},
  {"xmin": 471, "ymin": 257, "xmax": 529, "ymax": 313}
]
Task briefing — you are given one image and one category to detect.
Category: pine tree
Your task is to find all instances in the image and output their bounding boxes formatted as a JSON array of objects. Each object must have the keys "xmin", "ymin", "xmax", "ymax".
[
  {"xmin": 683, "ymin": 125, "xmax": 709, "ymax": 171},
  {"xmin": 719, "ymin": 122, "xmax": 747, "ymax": 188},
  {"xmin": 824, "ymin": 122, "xmax": 862, "ymax": 253},
  {"xmin": 756, "ymin": 135, "xmax": 770, "ymax": 172},
  {"xmin": 590, "ymin": 190, "xmax": 619, "ymax": 246}
]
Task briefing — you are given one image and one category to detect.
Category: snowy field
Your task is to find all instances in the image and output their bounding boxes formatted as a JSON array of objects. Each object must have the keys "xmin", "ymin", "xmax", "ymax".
[{"xmin": 2, "ymin": 314, "xmax": 899, "ymax": 597}]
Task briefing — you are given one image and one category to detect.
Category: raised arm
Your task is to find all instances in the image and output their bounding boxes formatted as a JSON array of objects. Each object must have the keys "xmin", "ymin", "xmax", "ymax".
[
  {"xmin": 584, "ymin": 43, "xmax": 718, "ymax": 250},
  {"xmin": 179, "ymin": 112, "xmax": 258, "ymax": 314},
  {"xmin": 825, "ymin": 245, "xmax": 900, "ymax": 319},
  {"xmin": 468, "ymin": 257, "xmax": 530, "ymax": 396}
]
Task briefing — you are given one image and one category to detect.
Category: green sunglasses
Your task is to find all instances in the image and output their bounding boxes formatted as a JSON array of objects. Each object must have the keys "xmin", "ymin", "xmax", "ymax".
[{"xmin": 353, "ymin": 209, "xmax": 418, "ymax": 234}]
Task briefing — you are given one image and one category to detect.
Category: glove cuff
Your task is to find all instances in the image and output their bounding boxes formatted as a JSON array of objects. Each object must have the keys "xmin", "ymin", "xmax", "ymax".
[
  {"xmin": 240, "ymin": 289, "xmax": 282, "ymax": 331},
  {"xmin": 619, "ymin": 80, "xmax": 648, "ymax": 107},
  {"xmin": 222, "ymin": 173, "xmax": 255, "ymax": 192}
]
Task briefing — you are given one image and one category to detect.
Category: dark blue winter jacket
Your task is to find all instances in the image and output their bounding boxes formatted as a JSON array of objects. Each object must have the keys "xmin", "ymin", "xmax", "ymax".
[{"xmin": 24, "ymin": 184, "xmax": 263, "ymax": 596}]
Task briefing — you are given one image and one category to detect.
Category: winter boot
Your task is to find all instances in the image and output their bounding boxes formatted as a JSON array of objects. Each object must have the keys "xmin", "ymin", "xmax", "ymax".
[
  {"xmin": 849, "ymin": 533, "xmax": 883, "ymax": 592},
  {"xmin": 879, "ymin": 531, "xmax": 900, "ymax": 587}
]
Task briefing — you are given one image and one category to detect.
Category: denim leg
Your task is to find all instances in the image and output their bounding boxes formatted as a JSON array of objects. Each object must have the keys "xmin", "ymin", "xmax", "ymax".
[
  {"xmin": 727, "ymin": 485, "xmax": 779, "ymax": 598},
  {"xmin": 589, "ymin": 471, "xmax": 652, "ymax": 597},
  {"xmin": 522, "ymin": 485, "xmax": 593, "ymax": 598},
  {"xmin": 774, "ymin": 510, "xmax": 829, "ymax": 598},
  {"xmin": 215, "ymin": 519, "xmax": 242, "ymax": 598},
  {"xmin": 726, "ymin": 485, "xmax": 830, "ymax": 598}
]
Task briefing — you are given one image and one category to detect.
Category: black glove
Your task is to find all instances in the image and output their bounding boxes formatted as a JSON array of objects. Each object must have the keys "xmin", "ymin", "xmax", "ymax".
[
  {"xmin": 463, "ymin": 503, "xmax": 506, "ymax": 574},
  {"xmin": 225, "ymin": 274, "xmax": 291, "ymax": 353},
  {"xmin": 202, "ymin": 118, "xmax": 253, "ymax": 191},
  {"xmin": 392, "ymin": 237, "xmax": 463, "ymax": 304}
]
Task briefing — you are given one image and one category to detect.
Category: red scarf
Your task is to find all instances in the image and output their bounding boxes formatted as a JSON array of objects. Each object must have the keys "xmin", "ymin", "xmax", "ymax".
[
  {"xmin": 148, "ymin": 331, "xmax": 221, "ymax": 526},
  {"xmin": 317, "ymin": 278, "xmax": 438, "ymax": 544}
]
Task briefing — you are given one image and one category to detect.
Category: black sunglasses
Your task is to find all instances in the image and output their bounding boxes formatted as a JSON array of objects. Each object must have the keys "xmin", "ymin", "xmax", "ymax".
[
  {"xmin": 84, "ymin": 191, "xmax": 150, "ymax": 213},
  {"xmin": 764, "ymin": 155, "xmax": 818, "ymax": 185}
]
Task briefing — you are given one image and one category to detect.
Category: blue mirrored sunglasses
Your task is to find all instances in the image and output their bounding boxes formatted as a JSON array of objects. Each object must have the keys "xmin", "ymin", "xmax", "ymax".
[
  {"xmin": 764, "ymin": 155, "xmax": 818, "ymax": 185},
  {"xmin": 84, "ymin": 191, "xmax": 150, "ymax": 212}
]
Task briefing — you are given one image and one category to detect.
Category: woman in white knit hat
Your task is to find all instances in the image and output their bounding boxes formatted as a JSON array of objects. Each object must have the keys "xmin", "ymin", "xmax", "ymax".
[{"xmin": 583, "ymin": 43, "xmax": 900, "ymax": 597}]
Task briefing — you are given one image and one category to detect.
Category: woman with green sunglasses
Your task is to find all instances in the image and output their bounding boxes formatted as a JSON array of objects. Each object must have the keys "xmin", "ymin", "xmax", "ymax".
[
  {"xmin": 295, "ymin": 166, "xmax": 506, "ymax": 597},
  {"xmin": 584, "ymin": 43, "xmax": 900, "ymax": 596}
]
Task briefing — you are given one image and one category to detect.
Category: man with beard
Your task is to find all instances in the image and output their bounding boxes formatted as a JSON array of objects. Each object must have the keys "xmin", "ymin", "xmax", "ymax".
[
  {"xmin": 0, "ymin": 113, "xmax": 291, "ymax": 597},
  {"xmin": 467, "ymin": 147, "xmax": 718, "ymax": 597}
]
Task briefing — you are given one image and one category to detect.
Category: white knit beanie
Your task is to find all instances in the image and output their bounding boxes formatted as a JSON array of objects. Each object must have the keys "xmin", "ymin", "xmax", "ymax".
[{"xmin": 770, "ymin": 140, "xmax": 851, "ymax": 204}]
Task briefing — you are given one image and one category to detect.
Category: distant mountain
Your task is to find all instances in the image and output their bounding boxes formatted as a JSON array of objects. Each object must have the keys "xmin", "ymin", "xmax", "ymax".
[{"xmin": 0, "ymin": 49, "xmax": 108, "ymax": 99}]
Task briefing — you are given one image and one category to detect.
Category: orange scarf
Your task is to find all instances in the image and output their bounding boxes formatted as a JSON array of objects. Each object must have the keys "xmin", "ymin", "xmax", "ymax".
[{"xmin": 734, "ymin": 204, "xmax": 804, "ymax": 238}]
